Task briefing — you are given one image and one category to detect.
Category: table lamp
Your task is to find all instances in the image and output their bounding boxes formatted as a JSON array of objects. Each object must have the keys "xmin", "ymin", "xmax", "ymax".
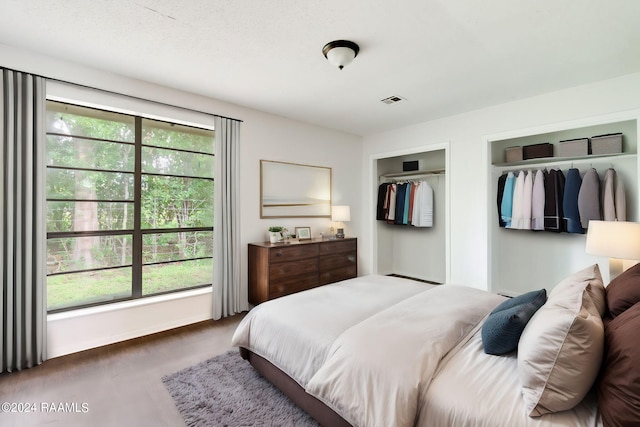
[
  {"xmin": 331, "ymin": 205, "xmax": 351, "ymax": 238},
  {"xmin": 585, "ymin": 220, "xmax": 640, "ymax": 280}
]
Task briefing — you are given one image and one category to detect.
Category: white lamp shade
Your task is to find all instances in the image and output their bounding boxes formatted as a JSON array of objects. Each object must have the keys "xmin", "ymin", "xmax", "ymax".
[
  {"xmin": 326, "ymin": 47, "xmax": 356, "ymax": 69},
  {"xmin": 586, "ymin": 220, "xmax": 640, "ymax": 260},
  {"xmin": 331, "ymin": 205, "xmax": 351, "ymax": 222}
]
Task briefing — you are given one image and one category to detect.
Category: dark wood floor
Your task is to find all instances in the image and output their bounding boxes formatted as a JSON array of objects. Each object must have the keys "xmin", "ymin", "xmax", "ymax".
[{"xmin": 0, "ymin": 313, "xmax": 245, "ymax": 427}]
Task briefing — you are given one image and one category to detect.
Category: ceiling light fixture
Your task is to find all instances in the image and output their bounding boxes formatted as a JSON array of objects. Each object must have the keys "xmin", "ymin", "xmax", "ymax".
[{"xmin": 322, "ymin": 40, "xmax": 359, "ymax": 70}]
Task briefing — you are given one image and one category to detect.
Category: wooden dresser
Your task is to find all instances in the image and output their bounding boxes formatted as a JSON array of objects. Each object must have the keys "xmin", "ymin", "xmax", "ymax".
[{"xmin": 248, "ymin": 237, "xmax": 357, "ymax": 305}]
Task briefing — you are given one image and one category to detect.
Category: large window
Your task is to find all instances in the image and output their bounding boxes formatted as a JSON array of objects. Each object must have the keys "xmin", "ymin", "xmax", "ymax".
[{"xmin": 45, "ymin": 101, "xmax": 214, "ymax": 312}]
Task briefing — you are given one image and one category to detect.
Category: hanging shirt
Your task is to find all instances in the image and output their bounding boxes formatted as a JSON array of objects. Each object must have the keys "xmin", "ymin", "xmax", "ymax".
[
  {"xmin": 411, "ymin": 181, "xmax": 433, "ymax": 227},
  {"xmin": 615, "ymin": 171, "xmax": 627, "ymax": 221},
  {"xmin": 501, "ymin": 172, "xmax": 515, "ymax": 228},
  {"xmin": 386, "ymin": 184, "xmax": 396, "ymax": 222},
  {"xmin": 408, "ymin": 182, "xmax": 417, "ymax": 224},
  {"xmin": 509, "ymin": 171, "xmax": 526, "ymax": 229},
  {"xmin": 563, "ymin": 168, "xmax": 584, "ymax": 234},
  {"xmin": 531, "ymin": 169, "xmax": 545, "ymax": 230},
  {"xmin": 402, "ymin": 182, "xmax": 412, "ymax": 224},
  {"xmin": 395, "ymin": 183, "xmax": 408, "ymax": 224},
  {"xmin": 522, "ymin": 170, "xmax": 533, "ymax": 230},
  {"xmin": 577, "ymin": 168, "xmax": 601, "ymax": 229}
]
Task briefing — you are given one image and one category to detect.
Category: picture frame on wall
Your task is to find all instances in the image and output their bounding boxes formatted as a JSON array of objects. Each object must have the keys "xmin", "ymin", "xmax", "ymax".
[
  {"xmin": 295, "ymin": 227, "xmax": 312, "ymax": 240},
  {"xmin": 260, "ymin": 160, "xmax": 332, "ymax": 218}
]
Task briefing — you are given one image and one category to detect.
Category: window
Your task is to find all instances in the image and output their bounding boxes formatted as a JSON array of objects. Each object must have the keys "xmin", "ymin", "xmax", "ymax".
[{"xmin": 45, "ymin": 101, "xmax": 214, "ymax": 312}]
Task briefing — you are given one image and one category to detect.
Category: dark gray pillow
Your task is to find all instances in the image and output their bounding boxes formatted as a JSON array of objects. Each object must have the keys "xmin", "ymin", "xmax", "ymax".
[{"xmin": 482, "ymin": 289, "xmax": 547, "ymax": 355}]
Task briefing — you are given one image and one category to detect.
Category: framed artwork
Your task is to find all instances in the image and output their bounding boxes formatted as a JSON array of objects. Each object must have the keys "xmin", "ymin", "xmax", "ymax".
[
  {"xmin": 295, "ymin": 227, "xmax": 312, "ymax": 240},
  {"xmin": 260, "ymin": 160, "xmax": 332, "ymax": 218}
]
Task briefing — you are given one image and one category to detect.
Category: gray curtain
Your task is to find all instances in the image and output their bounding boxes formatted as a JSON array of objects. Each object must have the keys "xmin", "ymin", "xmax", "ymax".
[
  {"xmin": 213, "ymin": 116, "xmax": 242, "ymax": 320},
  {"xmin": 1, "ymin": 69, "xmax": 47, "ymax": 373}
]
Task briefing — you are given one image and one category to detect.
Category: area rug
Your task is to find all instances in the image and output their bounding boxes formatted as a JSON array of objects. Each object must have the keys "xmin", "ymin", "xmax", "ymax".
[{"xmin": 162, "ymin": 350, "xmax": 320, "ymax": 427}]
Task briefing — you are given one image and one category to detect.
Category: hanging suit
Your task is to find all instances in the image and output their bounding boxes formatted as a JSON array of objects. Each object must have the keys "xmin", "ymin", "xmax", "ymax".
[
  {"xmin": 563, "ymin": 168, "xmax": 584, "ymax": 234},
  {"xmin": 577, "ymin": 168, "xmax": 601, "ymax": 229},
  {"xmin": 497, "ymin": 173, "xmax": 508, "ymax": 227},
  {"xmin": 544, "ymin": 169, "xmax": 565, "ymax": 232}
]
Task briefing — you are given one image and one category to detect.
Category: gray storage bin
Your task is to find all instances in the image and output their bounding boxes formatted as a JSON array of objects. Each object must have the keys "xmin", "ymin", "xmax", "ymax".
[
  {"xmin": 591, "ymin": 133, "xmax": 622, "ymax": 155},
  {"xmin": 558, "ymin": 138, "xmax": 589, "ymax": 157},
  {"xmin": 505, "ymin": 146, "xmax": 523, "ymax": 163}
]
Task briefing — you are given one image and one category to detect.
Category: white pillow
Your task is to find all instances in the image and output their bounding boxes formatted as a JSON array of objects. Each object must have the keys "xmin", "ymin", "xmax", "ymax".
[{"xmin": 518, "ymin": 264, "xmax": 605, "ymax": 417}]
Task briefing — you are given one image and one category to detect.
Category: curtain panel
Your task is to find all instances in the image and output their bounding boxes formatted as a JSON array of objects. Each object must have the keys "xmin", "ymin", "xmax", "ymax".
[
  {"xmin": 1, "ymin": 69, "xmax": 47, "ymax": 373},
  {"xmin": 213, "ymin": 116, "xmax": 242, "ymax": 319}
]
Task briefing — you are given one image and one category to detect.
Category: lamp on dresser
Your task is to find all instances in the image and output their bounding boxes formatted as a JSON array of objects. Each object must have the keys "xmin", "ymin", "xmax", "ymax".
[
  {"xmin": 331, "ymin": 205, "xmax": 351, "ymax": 238},
  {"xmin": 585, "ymin": 220, "xmax": 640, "ymax": 281}
]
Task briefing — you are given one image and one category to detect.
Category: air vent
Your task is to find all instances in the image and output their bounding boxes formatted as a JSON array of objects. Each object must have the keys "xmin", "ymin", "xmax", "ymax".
[{"xmin": 380, "ymin": 95, "xmax": 405, "ymax": 105}]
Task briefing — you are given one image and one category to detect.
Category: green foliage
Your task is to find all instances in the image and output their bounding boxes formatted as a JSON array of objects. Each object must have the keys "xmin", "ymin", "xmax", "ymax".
[{"xmin": 45, "ymin": 102, "xmax": 215, "ymax": 310}]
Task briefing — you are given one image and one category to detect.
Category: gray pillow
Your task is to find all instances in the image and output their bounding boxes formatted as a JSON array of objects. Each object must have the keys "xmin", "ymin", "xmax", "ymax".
[{"xmin": 481, "ymin": 289, "xmax": 547, "ymax": 355}]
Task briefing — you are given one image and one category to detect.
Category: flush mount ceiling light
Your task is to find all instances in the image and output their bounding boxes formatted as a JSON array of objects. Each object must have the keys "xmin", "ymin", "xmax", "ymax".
[{"xmin": 322, "ymin": 40, "xmax": 359, "ymax": 70}]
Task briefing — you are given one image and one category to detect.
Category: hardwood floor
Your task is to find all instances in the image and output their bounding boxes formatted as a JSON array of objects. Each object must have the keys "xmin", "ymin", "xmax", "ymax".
[{"xmin": 0, "ymin": 313, "xmax": 245, "ymax": 427}]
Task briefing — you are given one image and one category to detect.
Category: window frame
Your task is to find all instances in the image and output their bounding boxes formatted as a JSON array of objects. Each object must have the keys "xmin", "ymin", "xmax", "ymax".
[{"xmin": 45, "ymin": 101, "xmax": 215, "ymax": 313}]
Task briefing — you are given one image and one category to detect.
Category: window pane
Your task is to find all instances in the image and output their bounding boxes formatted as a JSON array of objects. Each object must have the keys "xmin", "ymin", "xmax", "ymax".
[
  {"xmin": 142, "ymin": 118, "xmax": 214, "ymax": 154},
  {"xmin": 142, "ymin": 146, "xmax": 214, "ymax": 179},
  {"xmin": 46, "ymin": 135, "xmax": 134, "ymax": 171},
  {"xmin": 47, "ymin": 268, "xmax": 132, "ymax": 311},
  {"xmin": 47, "ymin": 236, "xmax": 132, "ymax": 274},
  {"xmin": 47, "ymin": 169, "xmax": 134, "ymax": 201},
  {"xmin": 142, "ymin": 259, "xmax": 212, "ymax": 295},
  {"xmin": 141, "ymin": 175, "xmax": 214, "ymax": 229},
  {"xmin": 46, "ymin": 101, "xmax": 135, "ymax": 142},
  {"xmin": 47, "ymin": 201, "xmax": 134, "ymax": 232},
  {"xmin": 143, "ymin": 231, "xmax": 213, "ymax": 264}
]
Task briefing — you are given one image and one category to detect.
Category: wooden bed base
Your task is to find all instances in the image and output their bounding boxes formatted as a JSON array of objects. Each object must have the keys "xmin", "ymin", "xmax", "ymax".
[{"xmin": 239, "ymin": 347, "xmax": 352, "ymax": 427}]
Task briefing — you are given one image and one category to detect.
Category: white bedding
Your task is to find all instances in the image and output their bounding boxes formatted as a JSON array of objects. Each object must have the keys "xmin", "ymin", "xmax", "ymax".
[
  {"xmin": 232, "ymin": 275, "xmax": 602, "ymax": 427},
  {"xmin": 306, "ymin": 285, "xmax": 504, "ymax": 427},
  {"xmin": 231, "ymin": 275, "xmax": 432, "ymax": 387},
  {"xmin": 419, "ymin": 328, "xmax": 602, "ymax": 427}
]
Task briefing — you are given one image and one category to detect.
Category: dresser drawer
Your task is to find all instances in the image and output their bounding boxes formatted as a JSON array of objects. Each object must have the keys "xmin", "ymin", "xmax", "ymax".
[
  {"xmin": 319, "ymin": 251, "xmax": 357, "ymax": 271},
  {"xmin": 269, "ymin": 258, "xmax": 318, "ymax": 282},
  {"xmin": 269, "ymin": 244, "xmax": 318, "ymax": 263},
  {"xmin": 269, "ymin": 275, "xmax": 319, "ymax": 299},
  {"xmin": 318, "ymin": 239, "xmax": 356, "ymax": 255},
  {"xmin": 320, "ymin": 265, "xmax": 357, "ymax": 285}
]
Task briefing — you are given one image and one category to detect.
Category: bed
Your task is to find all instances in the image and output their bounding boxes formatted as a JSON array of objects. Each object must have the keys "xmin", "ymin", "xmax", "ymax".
[{"xmin": 231, "ymin": 265, "xmax": 640, "ymax": 427}]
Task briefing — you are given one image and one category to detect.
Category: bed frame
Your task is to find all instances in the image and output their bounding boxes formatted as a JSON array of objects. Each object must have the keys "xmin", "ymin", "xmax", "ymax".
[{"xmin": 239, "ymin": 347, "xmax": 352, "ymax": 427}]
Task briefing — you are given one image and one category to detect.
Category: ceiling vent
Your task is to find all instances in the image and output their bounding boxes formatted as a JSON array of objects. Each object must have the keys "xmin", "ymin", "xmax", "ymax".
[{"xmin": 380, "ymin": 95, "xmax": 405, "ymax": 105}]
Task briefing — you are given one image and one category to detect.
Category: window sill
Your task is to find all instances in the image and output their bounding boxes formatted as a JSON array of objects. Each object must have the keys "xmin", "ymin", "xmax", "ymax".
[{"xmin": 47, "ymin": 286, "xmax": 212, "ymax": 321}]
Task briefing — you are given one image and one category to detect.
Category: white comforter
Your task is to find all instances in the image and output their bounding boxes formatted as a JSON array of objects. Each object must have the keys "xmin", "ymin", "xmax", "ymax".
[
  {"xmin": 231, "ymin": 275, "xmax": 432, "ymax": 387},
  {"xmin": 305, "ymin": 285, "xmax": 504, "ymax": 427}
]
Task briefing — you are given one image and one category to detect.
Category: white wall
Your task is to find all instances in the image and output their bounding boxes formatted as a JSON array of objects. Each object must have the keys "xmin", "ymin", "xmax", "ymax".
[
  {"xmin": 0, "ymin": 43, "xmax": 362, "ymax": 357},
  {"xmin": 361, "ymin": 72, "xmax": 640, "ymax": 291}
]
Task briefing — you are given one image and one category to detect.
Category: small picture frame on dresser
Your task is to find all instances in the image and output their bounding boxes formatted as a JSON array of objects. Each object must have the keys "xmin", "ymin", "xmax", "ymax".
[{"xmin": 295, "ymin": 227, "xmax": 311, "ymax": 240}]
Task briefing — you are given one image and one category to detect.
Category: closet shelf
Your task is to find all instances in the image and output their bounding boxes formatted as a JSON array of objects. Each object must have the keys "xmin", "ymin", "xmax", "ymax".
[
  {"xmin": 379, "ymin": 169, "xmax": 446, "ymax": 181},
  {"xmin": 492, "ymin": 152, "xmax": 632, "ymax": 169}
]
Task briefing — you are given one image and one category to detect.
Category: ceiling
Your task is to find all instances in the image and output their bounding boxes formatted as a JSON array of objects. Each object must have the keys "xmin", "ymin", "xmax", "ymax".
[{"xmin": 2, "ymin": 1, "xmax": 640, "ymax": 136}]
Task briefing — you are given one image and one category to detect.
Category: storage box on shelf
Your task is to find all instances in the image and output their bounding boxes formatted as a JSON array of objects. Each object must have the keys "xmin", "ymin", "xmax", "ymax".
[
  {"xmin": 558, "ymin": 138, "xmax": 589, "ymax": 157},
  {"xmin": 591, "ymin": 133, "xmax": 622, "ymax": 155}
]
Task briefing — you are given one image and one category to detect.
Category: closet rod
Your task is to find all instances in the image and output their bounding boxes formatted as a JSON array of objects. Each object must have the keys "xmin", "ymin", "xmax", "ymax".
[{"xmin": 379, "ymin": 168, "xmax": 445, "ymax": 181}]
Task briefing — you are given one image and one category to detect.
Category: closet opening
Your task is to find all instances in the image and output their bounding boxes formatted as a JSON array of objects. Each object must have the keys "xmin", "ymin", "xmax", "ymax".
[{"xmin": 373, "ymin": 146, "xmax": 449, "ymax": 284}]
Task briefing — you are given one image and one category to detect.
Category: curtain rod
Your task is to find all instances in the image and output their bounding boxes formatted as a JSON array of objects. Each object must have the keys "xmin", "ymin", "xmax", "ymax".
[{"xmin": 2, "ymin": 65, "xmax": 243, "ymax": 123}]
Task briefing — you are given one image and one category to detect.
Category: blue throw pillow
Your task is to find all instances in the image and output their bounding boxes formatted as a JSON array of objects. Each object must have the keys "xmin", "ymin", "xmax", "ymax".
[{"xmin": 482, "ymin": 289, "xmax": 547, "ymax": 355}]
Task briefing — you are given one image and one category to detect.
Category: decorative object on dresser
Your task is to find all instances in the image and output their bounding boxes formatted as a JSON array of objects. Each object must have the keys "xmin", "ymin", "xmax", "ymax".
[
  {"xmin": 295, "ymin": 226, "xmax": 311, "ymax": 240},
  {"xmin": 248, "ymin": 237, "xmax": 357, "ymax": 305},
  {"xmin": 267, "ymin": 226, "xmax": 284, "ymax": 243},
  {"xmin": 331, "ymin": 205, "xmax": 351, "ymax": 238}
]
